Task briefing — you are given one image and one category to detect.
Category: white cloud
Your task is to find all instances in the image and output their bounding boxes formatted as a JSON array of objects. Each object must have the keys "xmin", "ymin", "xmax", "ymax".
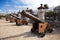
[
  {"xmin": 12, "ymin": 0, "xmax": 21, "ymax": 4},
  {"xmin": 3, "ymin": 0, "xmax": 60, "ymax": 14},
  {"xmin": 0, "ymin": 9, "xmax": 3, "ymax": 13},
  {"xmin": 15, "ymin": 5, "xmax": 37, "ymax": 10},
  {"xmin": 13, "ymin": 0, "xmax": 60, "ymax": 10},
  {"xmin": 0, "ymin": 9, "xmax": 5, "ymax": 14},
  {"xmin": 21, "ymin": 0, "xmax": 60, "ymax": 7},
  {"xmin": 8, "ymin": 9, "xmax": 18, "ymax": 13},
  {"xmin": 0, "ymin": 9, "xmax": 2, "ymax": 12},
  {"xmin": 15, "ymin": 6, "xmax": 27, "ymax": 9},
  {"xmin": 4, "ymin": 4, "xmax": 11, "ymax": 8}
]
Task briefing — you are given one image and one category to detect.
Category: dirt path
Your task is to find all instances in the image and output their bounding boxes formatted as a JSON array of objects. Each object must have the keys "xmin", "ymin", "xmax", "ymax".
[{"xmin": 0, "ymin": 19, "xmax": 60, "ymax": 40}]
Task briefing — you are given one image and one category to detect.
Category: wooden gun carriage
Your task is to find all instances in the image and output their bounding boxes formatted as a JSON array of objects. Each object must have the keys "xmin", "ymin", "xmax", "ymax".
[
  {"xmin": 5, "ymin": 14, "xmax": 16, "ymax": 23},
  {"xmin": 9, "ymin": 16, "xmax": 16, "ymax": 23},
  {"xmin": 0, "ymin": 15, "xmax": 5, "ymax": 19},
  {"xmin": 21, "ymin": 10, "xmax": 53, "ymax": 37},
  {"xmin": 10, "ymin": 14, "xmax": 28, "ymax": 25}
]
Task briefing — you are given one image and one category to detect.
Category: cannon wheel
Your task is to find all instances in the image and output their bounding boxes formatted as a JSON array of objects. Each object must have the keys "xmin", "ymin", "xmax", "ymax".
[
  {"xmin": 31, "ymin": 23, "xmax": 39, "ymax": 33},
  {"xmin": 25, "ymin": 22, "xmax": 28, "ymax": 25},
  {"xmin": 16, "ymin": 19, "xmax": 21, "ymax": 26},
  {"xmin": 10, "ymin": 21, "xmax": 13, "ymax": 23},
  {"xmin": 38, "ymin": 33, "xmax": 45, "ymax": 37},
  {"xmin": 48, "ymin": 28, "xmax": 53, "ymax": 33}
]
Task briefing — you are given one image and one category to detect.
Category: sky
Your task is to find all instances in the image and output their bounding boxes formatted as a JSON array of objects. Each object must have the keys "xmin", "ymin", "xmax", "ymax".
[{"xmin": 0, "ymin": 0, "xmax": 60, "ymax": 13}]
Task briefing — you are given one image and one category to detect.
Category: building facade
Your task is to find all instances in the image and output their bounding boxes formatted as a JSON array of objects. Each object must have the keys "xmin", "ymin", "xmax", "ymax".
[{"xmin": 54, "ymin": 6, "xmax": 60, "ymax": 21}]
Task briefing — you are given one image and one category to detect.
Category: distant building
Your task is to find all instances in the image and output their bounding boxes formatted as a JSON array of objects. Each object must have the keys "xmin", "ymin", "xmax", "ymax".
[
  {"xmin": 54, "ymin": 6, "xmax": 60, "ymax": 21},
  {"xmin": 37, "ymin": 4, "xmax": 45, "ymax": 22},
  {"xmin": 37, "ymin": 4, "xmax": 48, "ymax": 22}
]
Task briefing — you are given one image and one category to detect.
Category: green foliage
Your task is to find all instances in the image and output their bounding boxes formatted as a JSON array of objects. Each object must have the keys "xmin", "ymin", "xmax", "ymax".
[
  {"xmin": 44, "ymin": 4, "xmax": 49, "ymax": 9},
  {"xmin": 45, "ymin": 11, "xmax": 56, "ymax": 17},
  {"xmin": 29, "ymin": 9, "xmax": 34, "ymax": 15}
]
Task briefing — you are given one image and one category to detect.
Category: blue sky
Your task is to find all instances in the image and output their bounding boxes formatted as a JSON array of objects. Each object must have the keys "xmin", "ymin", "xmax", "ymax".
[
  {"xmin": 0, "ymin": 0, "xmax": 28, "ymax": 13},
  {"xmin": 0, "ymin": 0, "xmax": 60, "ymax": 13}
]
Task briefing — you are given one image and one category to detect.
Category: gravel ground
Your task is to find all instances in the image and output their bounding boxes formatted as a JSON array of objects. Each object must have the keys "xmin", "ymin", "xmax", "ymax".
[{"xmin": 0, "ymin": 19, "xmax": 60, "ymax": 40}]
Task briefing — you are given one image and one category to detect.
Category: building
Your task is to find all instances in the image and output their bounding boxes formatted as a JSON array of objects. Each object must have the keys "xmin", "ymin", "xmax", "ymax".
[
  {"xmin": 37, "ymin": 4, "xmax": 48, "ymax": 22},
  {"xmin": 54, "ymin": 6, "xmax": 60, "ymax": 21}
]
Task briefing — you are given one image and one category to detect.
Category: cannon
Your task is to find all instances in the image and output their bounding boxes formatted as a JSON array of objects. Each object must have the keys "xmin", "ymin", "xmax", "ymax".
[
  {"xmin": 0, "ymin": 16, "xmax": 2, "ymax": 19},
  {"xmin": 10, "ymin": 14, "xmax": 28, "ymax": 26},
  {"xmin": 9, "ymin": 16, "xmax": 16, "ymax": 23},
  {"xmin": 5, "ymin": 14, "xmax": 16, "ymax": 22},
  {"xmin": 5, "ymin": 14, "xmax": 10, "ymax": 21},
  {"xmin": 0, "ymin": 15, "xmax": 5, "ymax": 19},
  {"xmin": 6, "ymin": 15, "xmax": 16, "ymax": 22},
  {"xmin": 5, "ymin": 16, "xmax": 9, "ymax": 21},
  {"xmin": 16, "ymin": 19, "xmax": 28, "ymax": 25},
  {"xmin": 21, "ymin": 10, "xmax": 53, "ymax": 37}
]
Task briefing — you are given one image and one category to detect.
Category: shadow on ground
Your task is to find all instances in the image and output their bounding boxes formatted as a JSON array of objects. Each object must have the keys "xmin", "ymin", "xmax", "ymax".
[
  {"xmin": 0, "ymin": 24, "xmax": 30, "ymax": 27},
  {"xmin": 0, "ymin": 28, "xmax": 60, "ymax": 40},
  {"xmin": 0, "ymin": 32, "xmax": 36, "ymax": 40},
  {"xmin": 0, "ymin": 24, "xmax": 18, "ymax": 27}
]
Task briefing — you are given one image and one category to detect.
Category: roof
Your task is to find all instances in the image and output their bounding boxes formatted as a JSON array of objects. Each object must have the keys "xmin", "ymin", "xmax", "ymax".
[
  {"xmin": 37, "ymin": 7, "xmax": 45, "ymax": 9},
  {"xmin": 54, "ymin": 6, "xmax": 60, "ymax": 10},
  {"xmin": 37, "ymin": 4, "xmax": 45, "ymax": 9}
]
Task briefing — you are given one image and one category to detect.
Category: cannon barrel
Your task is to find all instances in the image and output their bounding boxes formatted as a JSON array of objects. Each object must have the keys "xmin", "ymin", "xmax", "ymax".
[
  {"xmin": 21, "ymin": 11, "xmax": 43, "ymax": 23},
  {"xmin": 10, "ymin": 11, "xmax": 43, "ymax": 23},
  {"xmin": 10, "ymin": 14, "xmax": 21, "ymax": 20}
]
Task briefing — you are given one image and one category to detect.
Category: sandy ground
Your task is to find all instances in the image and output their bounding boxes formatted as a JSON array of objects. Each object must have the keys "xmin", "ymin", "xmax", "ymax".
[{"xmin": 0, "ymin": 19, "xmax": 60, "ymax": 40}]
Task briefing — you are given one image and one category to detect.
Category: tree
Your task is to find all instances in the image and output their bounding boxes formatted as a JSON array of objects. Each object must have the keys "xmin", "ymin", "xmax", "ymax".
[
  {"xmin": 44, "ymin": 4, "xmax": 49, "ymax": 9},
  {"xmin": 29, "ymin": 9, "xmax": 34, "ymax": 15},
  {"xmin": 45, "ymin": 11, "xmax": 56, "ymax": 20},
  {"xmin": 45, "ymin": 11, "xmax": 56, "ymax": 17}
]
